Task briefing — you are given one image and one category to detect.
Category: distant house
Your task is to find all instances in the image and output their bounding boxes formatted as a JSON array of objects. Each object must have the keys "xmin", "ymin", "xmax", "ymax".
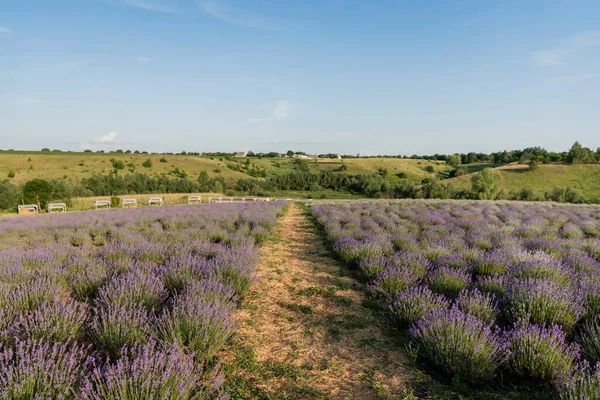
[
  {"xmin": 293, "ymin": 154, "xmax": 309, "ymax": 159},
  {"xmin": 235, "ymin": 152, "xmax": 246, "ymax": 157},
  {"xmin": 308, "ymin": 154, "xmax": 319, "ymax": 159},
  {"xmin": 336, "ymin": 154, "xmax": 342, "ymax": 159}
]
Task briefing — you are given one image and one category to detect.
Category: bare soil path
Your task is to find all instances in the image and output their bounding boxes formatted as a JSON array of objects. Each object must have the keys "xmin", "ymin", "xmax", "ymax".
[{"xmin": 222, "ymin": 202, "xmax": 412, "ymax": 399}]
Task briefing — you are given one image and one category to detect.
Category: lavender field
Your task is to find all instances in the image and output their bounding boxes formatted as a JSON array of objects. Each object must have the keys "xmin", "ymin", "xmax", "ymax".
[
  {"xmin": 312, "ymin": 201, "xmax": 600, "ymax": 397},
  {"xmin": 0, "ymin": 202, "xmax": 285, "ymax": 399}
]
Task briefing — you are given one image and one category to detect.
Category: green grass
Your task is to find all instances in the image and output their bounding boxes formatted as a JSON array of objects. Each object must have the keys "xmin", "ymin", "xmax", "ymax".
[
  {"xmin": 0, "ymin": 151, "xmax": 450, "ymax": 186},
  {"xmin": 447, "ymin": 163, "xmax": 600, "ymax": 202}
]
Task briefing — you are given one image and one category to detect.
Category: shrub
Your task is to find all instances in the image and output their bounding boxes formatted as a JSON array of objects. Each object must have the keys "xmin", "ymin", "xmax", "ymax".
[
  {"xmin": 578, "ymin": 317, "xmax": 600, "ymax": 364},
  {"xmin": 410, "ymin": 307, "xmax": 505, "ymax": 383},
  {"xmin": 505, "ymin": 320, "xmax": 579, "ymax": 385},
  {"xmin": 7, "ymin": 170, "xmax": 15, "ymax": 178},
  {"xmin": 504, "ymin": 278, "xmax": 584, "ymax": 331},
  {"xmin": 388, "ymin": 285, "xmax": 448, "ymax": 326},
  {"xmin": 0, "ymin": 339, "xmax": 90, "ymax": 398},
  {"xmin": 97, "ymin": 271, "xmax": 167, "ymax": 311},
  {"xmin": 473, "ymin": 251, "xmax": 509, "ymax": 276},
  {"xmin": 81, "ymin": 340, "xmax": 214, "ymax": 400},
  {"xmin": 560, "ymin": 362, "xmax": 600, "ymax": 400},
  {"xmin": 370, "ymin": 266, "xmax": 420, "ymax": 299},
  {"xmin": 16, "ymin": 300, "xmax": 88, "ymax": 343},
  {"xmin": 456, "ymin": 289, "xmax": 498, "ymax": 323},
  {"xmin": 427, "ymin": 266, "xmax": 471, "ymax": 299},
  {"xmin": 90, "ymin": 302, "xmax": 153, "ymax": 359},
  {"xmin": 142, "ymin": 159, "xmax": 152, "ymax": 168},
  {"xmin": 158, "ymin": 295, "xmax": 235, "ymax": 360},
  {"xmin": 159, "ymin": 157, "xmax": 167, "ymax": 163},
  {"xmin": 65, "ymin": 258, "xmax": 109, "ymax": 301}
]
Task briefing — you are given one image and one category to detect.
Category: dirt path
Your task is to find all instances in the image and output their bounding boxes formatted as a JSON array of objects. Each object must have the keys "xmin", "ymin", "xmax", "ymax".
[{"xmin": 222, "ymin": 203, "xmax": 412, "ymax": 399}]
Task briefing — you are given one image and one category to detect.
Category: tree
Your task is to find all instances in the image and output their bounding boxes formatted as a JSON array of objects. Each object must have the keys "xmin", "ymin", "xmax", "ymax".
[
  {"xmin": 569, "ymin": 141, "xmax": 595, "ymax": 164},
  {"xmin": 286, "ymin": 150, "xmax": 294, "ymax": 157},
  {"xmin": 22, "ymin": 179, "xmax": 54, "ymax": 208},
  {"xmin": 0, "ymin": 180, "xmax": 21, "ymax": 211},
  {"xmin": 471, "ymin": 168, "xmax": 503, "ymax": 200},
  {"xmin": 447, "ymin": 155, "xmax": 462, "ymax": 167}
]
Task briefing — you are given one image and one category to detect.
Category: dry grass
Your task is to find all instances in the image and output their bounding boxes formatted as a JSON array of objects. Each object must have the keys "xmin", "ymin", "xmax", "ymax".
[{"xmin": 221, "ymin": 203, "xmax": 412, "ymax": 399}]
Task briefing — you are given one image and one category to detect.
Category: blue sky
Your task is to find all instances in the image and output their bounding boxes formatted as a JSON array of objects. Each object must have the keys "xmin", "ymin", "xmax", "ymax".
[{"xmin": 1, "ymin": 0, "xmax": 599, "ymax": 155}]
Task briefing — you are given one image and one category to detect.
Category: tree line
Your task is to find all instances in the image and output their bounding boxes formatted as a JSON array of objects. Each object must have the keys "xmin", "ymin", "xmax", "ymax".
[{"xmin": 0, "ymin": 167, "xmax": 590, "ymax": 212}]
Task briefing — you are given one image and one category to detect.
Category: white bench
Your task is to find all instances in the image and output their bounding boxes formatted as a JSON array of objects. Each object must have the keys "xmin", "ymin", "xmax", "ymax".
[
  {"xmin": 47, "ymin": 203, "xmax": 67, "ymax": 213},
  {"xmin": 188, "ymin": 196, "xmax": 202, "ymax": 204},
  {"xmin": 121, "ymin": 198, "xmax": 137, "ymax": 208},
  {"xmin": 208, "ymin": 196, "xmax": 270, "ymax": 203},
  {"xmin": 93, "ymin": 200, "xmax": 111, "ymax": 210},
  {"xmin": 148, "ymin": 197, "xmax": 163, "ymax": 206},
  {"xmin": 18, "ymin": 204, "xmax": 39, "ymax": 215}
]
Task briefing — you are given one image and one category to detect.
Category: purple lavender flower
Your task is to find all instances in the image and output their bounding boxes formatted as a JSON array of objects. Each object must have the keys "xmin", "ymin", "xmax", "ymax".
[
  {"xmin": 505, "ymin": 319, "xmax": 580, "ymax": 385},
  {"xmin": 504, "ymin": 278, "xmax": 585, "ymax": 331},
  {"xmin": 81, "ymin": 340, "xmax": 221, "ymax": 399},
  {"xmin": 158, "ymin": 294, "xmax": 235, "ymax": 360},
  {"xmin": 0, "ymin": 339, "xmax": 90, "ymax": 398},
  {"xmin": 410, "ymin": 307, "xmax": 505, "ymax": 383},
  {"xmin": 388, "ymin": 285, "xmax": 449, "ymax": 326},
  {"xmin": 427, "ymin": 266, "xmax": 471, "ymax": 299},
  {"xmin": 16, "ymin": 300, "xmax": 88, "ymax": 343},
  {"xmin": 456, "ymin": 289, "xmax": 498, "ymax": 324}
]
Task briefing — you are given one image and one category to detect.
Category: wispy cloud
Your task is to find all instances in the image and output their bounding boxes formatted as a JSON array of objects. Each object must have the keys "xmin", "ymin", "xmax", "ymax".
[
  {"xmin": 249, "ymin": 100, "xmax": 291, "ymax": 123},
  {"xmin": 532, "ymin": 30, "xmax": 600, "ymax": 67},
  {"xmin": 108, "ymin": 0, "xmax": 181, "ymax": 14},
  {"xmin": 560, "ymin": 73, "xmax": 600, "ymax": 81},
  {"xmin": 136, "ymin": 56, "xmax": 150, "ymax": 63},
  {"xmin": 532, "ymin": 48, "xmax": 570, "ymax": 66},
  {"xmin": 79, "ymin": 131, "xmax": 122, "ymax": 150},
  {"xmin": 199, "ymin": 0, "xmax": 283, "ymax": 29},
  {"xmin": 99, "ymin": 131, "xmax": 118, "ymax": 143},
  {"xmin": 12, "ymin": 97, "xmax": 42, "ymax": 106},
  {"xmin": 0, "ymin": 26, "xmax": 12, "ymax": 36}
]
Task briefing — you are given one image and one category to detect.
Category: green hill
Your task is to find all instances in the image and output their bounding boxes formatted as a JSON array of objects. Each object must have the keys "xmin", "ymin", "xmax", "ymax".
[
  {"xmin": 446, "ymin": 163, "xmax": 600, "ymax": 203},
  {"xmin": 0, "ymin": 151, "xmax": 449, "ymax": 185}
]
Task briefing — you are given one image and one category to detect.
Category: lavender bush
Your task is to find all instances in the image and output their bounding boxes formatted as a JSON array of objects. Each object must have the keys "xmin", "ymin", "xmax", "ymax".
[
  {"xmin": 388, "ymin": 285, "xmax": 448, "ymax": 326},
  {"xmin": 0, "ymin": 339, "xmax": 90, "ymax": 398},
  {"xmin": 81, "ymin": 340, "xmax": 223, "ymax": 399},
  {"xmin": 560, "ymin": 362, "xmax": 600, "ymax": 400},
  {"xmin": 410, "ymin": 307, "xmax": 505, "ymax": 383},
  {"xmin": 311, "ymin": 201, "xmax": 600, "ymax": 388},
  {"xmin": 505, "ymin": 320, "xmax": 580, "ymax": 385},
  {"xmin": 0, "ymin": 202, "xmax": 286, "ymax": 395}
]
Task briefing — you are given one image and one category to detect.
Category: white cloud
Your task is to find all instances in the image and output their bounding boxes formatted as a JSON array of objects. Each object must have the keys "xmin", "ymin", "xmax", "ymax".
[
  {"xmin": 106, "ymin": 0, "xmax": 180, "ymax": 14},
  {"xmin": 0, "ymin": 26, "xmax": 11, "ymax": 36},
  {"xmin": 12, "ymin": 97, "xmax": 42, "ymax": 106},
  {"xmin": 532, "ymin": 30, "xmax": 600, "ymax": 67},
  {"xmin": 249, "ymin": 100, "xmax": 291, "ymax": 123},
  {"xmin": 136, "ymin": 56, "xmax": 150, "ymax": 63},
  {"xmin": 99, "ymin": 132, "xmax": 118, "ymax": 143},
  {"xmin": 532, "ymin": 48, "xmax": 570, "ymax": 66},
  {"xmin": 199, "ymin": 0, "xmax": 283, "ymax": 29}
]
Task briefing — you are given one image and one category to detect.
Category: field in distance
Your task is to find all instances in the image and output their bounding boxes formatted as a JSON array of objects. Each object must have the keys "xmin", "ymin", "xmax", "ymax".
[{"xmin": 0, "ymin": 151, "xmax": 450, "ymax": 185}]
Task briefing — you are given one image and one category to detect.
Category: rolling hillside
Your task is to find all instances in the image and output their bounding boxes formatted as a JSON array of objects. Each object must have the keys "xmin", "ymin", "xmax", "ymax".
[
  {"xmin": 0, "ymin": 151, "xmax": 449, "ymax": 185},
  {"xmin": 446, "ymin": 163, "xmax": 600, "ymax": 202}
]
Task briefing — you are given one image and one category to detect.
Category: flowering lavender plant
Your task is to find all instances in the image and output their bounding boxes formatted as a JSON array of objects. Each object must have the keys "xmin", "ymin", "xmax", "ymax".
[
  {"xmin": 0, "ymin": 339, "xmax": 90, "ymax": 399},
  {"xmin": 505, "ymin": 320, "xmax": 580, "ymax": 385},
  {"xmin": 410, "ymin": 307, "xmax": 505, "ymax": 383},
  {"xmin": 388, "ymin": 285, "xmax": 449, "ymax": 326}
]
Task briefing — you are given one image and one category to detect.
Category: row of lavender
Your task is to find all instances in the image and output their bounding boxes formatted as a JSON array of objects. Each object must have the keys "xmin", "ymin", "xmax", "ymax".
[
  {"xmin": 311, "ymin": 201, "xmax": 600, "ymax": 397},
  {"xmin": 0, "ymin": 202, "xmax": 285, "ymax": 399}
]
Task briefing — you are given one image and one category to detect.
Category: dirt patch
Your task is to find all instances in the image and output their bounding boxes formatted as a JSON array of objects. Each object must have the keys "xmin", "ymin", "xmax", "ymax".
[{"xmin": 222, "ymin": 203, "xmax": 412, "ymax": 399}]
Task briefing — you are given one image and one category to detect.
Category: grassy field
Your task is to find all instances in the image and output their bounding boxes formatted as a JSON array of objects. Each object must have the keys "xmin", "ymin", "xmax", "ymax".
[
  {"xmin": 0, "ymin": 151, "xmax": 450, "ymax": 185},
  {"xmin": 447, "ymin": 163, "xmax": 600, "ymax": 202}
]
